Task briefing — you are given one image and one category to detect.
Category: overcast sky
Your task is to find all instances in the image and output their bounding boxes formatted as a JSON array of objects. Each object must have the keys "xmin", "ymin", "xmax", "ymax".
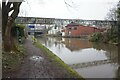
[{"xmin": 18, "ymin": 0, "xmax": 119, "ymax": 20}]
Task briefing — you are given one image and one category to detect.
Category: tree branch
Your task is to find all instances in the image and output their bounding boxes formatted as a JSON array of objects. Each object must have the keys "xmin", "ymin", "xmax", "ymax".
[
  {"xmin": 64, "ymin": 0, "xmax": 73, "ymax": 8},
  {"xmin": 10, "ymin": 2, "xmax": 22, "ymax": 21},
  {"xmin": 7, "ymin": 2, "xmax": 12, "ymax": 8},
  {"xmin": 8, "ymin": 7, "xmax": 14, "ymax": 12}
]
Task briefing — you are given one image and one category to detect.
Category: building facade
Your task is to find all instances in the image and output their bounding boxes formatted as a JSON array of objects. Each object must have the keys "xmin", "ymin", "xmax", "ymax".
[{"xmin": 64, "ymin": 22, "xmax": 104, "ymax": 37}]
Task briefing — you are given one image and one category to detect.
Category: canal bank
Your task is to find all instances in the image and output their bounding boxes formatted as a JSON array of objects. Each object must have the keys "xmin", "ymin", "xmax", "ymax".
[{"xmin": 3, "ymin": 36, "xmax": 84, "ymax": 79}]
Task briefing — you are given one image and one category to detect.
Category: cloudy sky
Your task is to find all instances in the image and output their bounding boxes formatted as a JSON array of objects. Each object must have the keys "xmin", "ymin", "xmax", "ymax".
[{"xmin": 18, "ymin": 0, "xmax": 119, "ymax": 20}]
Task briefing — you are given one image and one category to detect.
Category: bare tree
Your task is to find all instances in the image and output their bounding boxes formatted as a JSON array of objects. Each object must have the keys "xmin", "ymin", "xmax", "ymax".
[
  {"xmin": 0, "ymin": 2, "xmax": 1, "ymax": 31},
  {"xmin": 2, "ymin": 0, "xmax": 22, "ymax": 52},
  {"xmin": 117, "ymin": 1, "xmax": 120, "ymax": 43},
  {"xmin": 105, "ymin": 7, "xmax": 117, "ymax": 21}
]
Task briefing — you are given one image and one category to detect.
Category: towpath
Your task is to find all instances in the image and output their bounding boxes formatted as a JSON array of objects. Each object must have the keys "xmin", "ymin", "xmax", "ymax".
[{"xmin": 3, "ymin": 36, "xmax": 80, "ymax": 79}]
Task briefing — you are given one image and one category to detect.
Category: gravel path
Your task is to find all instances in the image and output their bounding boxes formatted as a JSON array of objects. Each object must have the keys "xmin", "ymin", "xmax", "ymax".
[{"xmin": 3, "ymin": 36, "xmax": 80, "ymax": 79}]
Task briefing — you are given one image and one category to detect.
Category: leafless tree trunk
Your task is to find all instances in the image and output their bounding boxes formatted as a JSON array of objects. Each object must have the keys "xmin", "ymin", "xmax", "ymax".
[{"xmin": 2, "ymin": 1, "xmax": 22, "ymax": 52}]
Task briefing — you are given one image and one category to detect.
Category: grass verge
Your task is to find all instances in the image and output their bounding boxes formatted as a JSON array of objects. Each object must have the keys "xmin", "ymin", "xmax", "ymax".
[
  {"xmin": 2, "ymin": 44, "xmax": 27, "ymax": 72},
  {"xmin": 32, "ymin": 36, "xmax": 84, "ymax": 79}
]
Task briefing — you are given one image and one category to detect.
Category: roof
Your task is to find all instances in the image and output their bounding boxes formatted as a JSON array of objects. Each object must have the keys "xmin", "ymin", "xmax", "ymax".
[{"xmin": 66, "ymin": 22, "xmax": 80, "ymax": 27}]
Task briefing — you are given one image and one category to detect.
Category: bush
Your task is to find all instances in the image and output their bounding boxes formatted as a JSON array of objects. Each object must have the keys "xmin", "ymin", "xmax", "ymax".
[
  {"xmin": 105, "ymin": 26, "xmax": 118, "ymax": 43},
  {"xmin": 90, "ymin": 26, "xmax": 118, "ymax": 44},
  {"xmin": 11, "ymin": 24, "xmax": 26, "ymax": 43},
  {"xmin": 89, "ymin": 32, "xmax": 103, "ymax": 42},
  {"xmin": 12, "ymin": 24, "xmax": 25, "ymax": 37}
]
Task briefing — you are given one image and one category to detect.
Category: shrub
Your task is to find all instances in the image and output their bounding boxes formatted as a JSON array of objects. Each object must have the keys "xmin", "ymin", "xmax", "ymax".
[
  {"xmin": 11, "ymin": 24, "xmax": 25, "ymax": 37},
  {"xmin": 11, "ymin": 24, "xmax": 26, "ymax": 43},
  {"xmin": 89, "ymin": 32, "xmax": 103, "ymax": 42}
]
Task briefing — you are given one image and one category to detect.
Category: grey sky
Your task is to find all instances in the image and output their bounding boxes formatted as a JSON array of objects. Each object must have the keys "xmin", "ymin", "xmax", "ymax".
[{"xmin": 18, "ymin": 0, "xmax": 119, "ymax": 20}]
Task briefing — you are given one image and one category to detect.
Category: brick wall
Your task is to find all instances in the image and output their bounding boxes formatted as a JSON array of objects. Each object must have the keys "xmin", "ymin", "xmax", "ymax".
[{"xmin": 65, "ymin": 26, "xmax": 103, "ymax": 37}]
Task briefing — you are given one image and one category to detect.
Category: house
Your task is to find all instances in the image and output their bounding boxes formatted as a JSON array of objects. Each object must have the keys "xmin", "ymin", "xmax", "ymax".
[
  {"xmin": 48, "ymin": 26, "xmax": 59, "ymax": 35},
  {"xmin": 48, "ymin": 25, "xmax": 63, "ymax": 36},
  {"xmin": 64, "ymin": 22, "xmax": 104, "ymax": 37}
]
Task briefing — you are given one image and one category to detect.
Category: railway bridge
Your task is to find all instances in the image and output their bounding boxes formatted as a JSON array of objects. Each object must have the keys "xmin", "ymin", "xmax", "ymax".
[{"xmin": 15, "ymin": 17, "xmax": 117, "ymax": 29}]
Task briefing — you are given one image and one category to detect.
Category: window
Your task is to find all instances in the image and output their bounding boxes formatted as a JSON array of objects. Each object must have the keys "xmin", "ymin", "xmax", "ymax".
[{"xmin": 74, "ymin": 27, "xmax": 77, "ymax": 30}]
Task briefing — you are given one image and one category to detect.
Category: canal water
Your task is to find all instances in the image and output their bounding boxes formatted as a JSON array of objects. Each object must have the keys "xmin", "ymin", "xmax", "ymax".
[{"xmin": 37, "ymin": 37, "xmax": 119, "ymax": 78}]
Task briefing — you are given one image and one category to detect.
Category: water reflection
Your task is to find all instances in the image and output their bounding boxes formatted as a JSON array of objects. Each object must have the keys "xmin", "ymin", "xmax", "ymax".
[
  {"xmin": 64, "ymin": 38, "xmax": 92, "ymax": 51},
  {"xmin": 37, "ymin": 37, "xmax": 119, "ymax": 78}
]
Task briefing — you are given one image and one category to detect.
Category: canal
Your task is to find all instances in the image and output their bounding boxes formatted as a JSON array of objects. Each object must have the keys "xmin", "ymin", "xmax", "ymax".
[{"xmin": 37, "ymin": 37, "xmax": 119, "ymax": 78}]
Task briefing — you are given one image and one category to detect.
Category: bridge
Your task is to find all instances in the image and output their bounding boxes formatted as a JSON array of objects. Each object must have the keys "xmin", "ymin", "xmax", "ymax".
[
  {"xmin": 69, "ymin": 57, "xmax": 118, "ymax": 69},
  {"xmin": 15, "ymin": 17, "xmax": 117, "ymax": 29},
  {"xmin": 28, "ymin": 30, "xmax": 45, "ymax": 32},
  {"xmin": 28, "ymin": 29, "xmax": 47, "ymax": 35}
]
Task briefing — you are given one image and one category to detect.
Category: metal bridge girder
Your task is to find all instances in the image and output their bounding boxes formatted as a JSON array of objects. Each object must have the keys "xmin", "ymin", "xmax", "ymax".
[{"xmin": 15, "ymin": 17, "xmax": 117, "ymax": 28}]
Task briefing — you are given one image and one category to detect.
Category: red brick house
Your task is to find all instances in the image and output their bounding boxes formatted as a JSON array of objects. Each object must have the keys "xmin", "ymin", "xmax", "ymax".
[{"xmin": 64, "ymin": 22, "xmax": 104, "ymax": 37}]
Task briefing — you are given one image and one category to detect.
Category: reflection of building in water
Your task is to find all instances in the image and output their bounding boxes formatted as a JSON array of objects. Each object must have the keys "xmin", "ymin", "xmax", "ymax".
[
  {"xmin": 64, "ymin": 38, "xmax": 92, "ymax": 51},
  {"xmin": 43, "ymin": 37, "xmax": 63, "ymax": 48}
]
